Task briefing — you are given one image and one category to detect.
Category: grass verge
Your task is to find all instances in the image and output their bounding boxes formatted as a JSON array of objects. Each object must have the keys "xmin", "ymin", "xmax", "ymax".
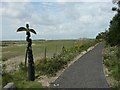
[
  {"xmin": 2, "ymin": 63, "xmax": 43, "ymax": 88},
  {"xmin": 103, "ymin": 45, "xmax": 120, "ymax": 89},
  {"xmin": 35, "ymin": 39, "xmax": 97, "ymax": 76},
  {"xmin": 2, "ymin": 39, "xmax": 97, "ymax": 88}
]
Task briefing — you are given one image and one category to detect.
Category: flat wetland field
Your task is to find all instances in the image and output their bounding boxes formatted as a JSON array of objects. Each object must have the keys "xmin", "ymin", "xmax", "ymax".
[
  {"xmin": 1, "ymin": 39, "xmax": 95, "ymax": 72},
  {"xmin": 2, "ymin": 39, "xmax": 93, "ymax": 61},
  {"xmin": 1, "ymin": 40, "xmax": 78, "ymax": 71}
]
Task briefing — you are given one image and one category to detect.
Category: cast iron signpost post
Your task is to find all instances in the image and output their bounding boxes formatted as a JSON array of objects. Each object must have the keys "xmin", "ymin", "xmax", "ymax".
[{"xmin": 17, "ymin": 24, "xmax": 36, "ymax": 81}]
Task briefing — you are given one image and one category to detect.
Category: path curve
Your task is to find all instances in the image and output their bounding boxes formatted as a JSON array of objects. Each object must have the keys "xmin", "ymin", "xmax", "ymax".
[{"xmin": 51, "ymin": 43, "xmax": 109, "ymax": 88}]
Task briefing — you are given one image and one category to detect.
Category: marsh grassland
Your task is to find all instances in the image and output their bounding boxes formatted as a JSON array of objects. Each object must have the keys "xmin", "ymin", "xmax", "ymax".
[{"xmin": 2, "ymin": 39, "xmax": 96, "ymax": 88}]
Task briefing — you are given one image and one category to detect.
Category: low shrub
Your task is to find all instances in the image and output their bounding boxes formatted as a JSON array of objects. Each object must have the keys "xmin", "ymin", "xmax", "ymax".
[
  {"xmin": 104, "ymin": 46, "xmax": 120, "ymax": 88},
  {"xmin": 35, "ymin": 40, "xmax": 97, "ymax": 76},
  {"xmin": 2, "ymin": 57, "xmax": 8, "ymax": 61},
  {"xmin": 2, "ymin": 62, "xmax": 43, "ymax": 88},
  {"xmin": 2, "ymin": 72, "xmax": 13, "ymax": 87}
]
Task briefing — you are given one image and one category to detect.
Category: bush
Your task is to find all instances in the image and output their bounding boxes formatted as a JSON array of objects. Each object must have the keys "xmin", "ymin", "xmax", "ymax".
[
  {"xmin": 2, "ymin": 72, "xmax": 13, "ymax": 87},
  {"xmin": 104, "ymin": 46, "xmax": 120, "ymax": 88},
  {"xmin": 35, "ymin": 40, "xmax": 97, "ymax": 76},
  {"xmin": 2, "ymin": 62, "xmax": 43, "ymax": 88},
  {"xmin": 19, "ymin": 62, "xmax": 27, "ymax": 71},
  {"xmin": 2, "ymin": 57, "xmax": 8, "ymax": 61}
]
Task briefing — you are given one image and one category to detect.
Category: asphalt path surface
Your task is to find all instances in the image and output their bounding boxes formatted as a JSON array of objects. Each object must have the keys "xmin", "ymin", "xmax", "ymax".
[{"xmin": 51, "ymin": 43, "xmax": 109, "ymax": 88}]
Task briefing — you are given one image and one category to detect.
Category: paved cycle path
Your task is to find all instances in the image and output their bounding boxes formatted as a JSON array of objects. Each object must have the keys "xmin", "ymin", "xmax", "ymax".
[{"xmin": 52, "ymin": 43, "xmax": 109, "ymax": 88}]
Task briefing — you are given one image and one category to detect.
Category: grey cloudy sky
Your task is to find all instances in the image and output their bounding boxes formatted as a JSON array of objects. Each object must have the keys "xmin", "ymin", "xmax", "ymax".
[{"xmin": 0, "ymin": 0, "xmax": 116, "ymax": 40}]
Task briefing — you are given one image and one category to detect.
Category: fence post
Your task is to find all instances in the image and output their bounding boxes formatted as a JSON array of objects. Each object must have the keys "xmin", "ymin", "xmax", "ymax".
[{"xmin": 44, "ymin": 47, "xmax": 47, "ymax": 63}]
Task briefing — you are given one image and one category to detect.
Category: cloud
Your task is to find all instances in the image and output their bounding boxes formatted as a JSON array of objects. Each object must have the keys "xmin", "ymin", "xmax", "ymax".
[
  {"xmin": 56, "ymin": 0, "xmax": 112, "ymax": 2},
  {"xmin": 1, "ymin": 2, "xmax": 115, "ymax": 40},
  {"xmin": 1, "ymin": 0, "xmax": 112, "ymax": 2},
  {"xmin": 1, "ymin": 0, "xmax": 29, "ymax": 2}
]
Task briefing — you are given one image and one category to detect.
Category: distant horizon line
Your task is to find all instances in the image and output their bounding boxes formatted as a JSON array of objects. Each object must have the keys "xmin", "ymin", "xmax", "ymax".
[{"xmin": 0, "ymin": 38, "xmax": 95, "ymax": 41}]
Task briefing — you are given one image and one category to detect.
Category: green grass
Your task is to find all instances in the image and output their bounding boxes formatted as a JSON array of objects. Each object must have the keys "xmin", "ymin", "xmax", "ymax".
[
  {"xmin": 32, "ymin": 40, "xmax": 76, "ymax": 58},
  {"xmin": 103, "ymin": 45, "xmax": 120, "ymax": 88},
  {"xmin": 35, "ymin": 39, "xmax": 97, "ymax": 76},
  {"xmin": 2, "ymin": 40, "xmax": 75, "ymax": 60},
  {"xmin": 0, "ymin": 75, "xmax": 1, "ymax": 89},
  {"xmin": 2, "ymin": 40, "xmax": 93, "ymax": 60},
  {"xmin": 2, "ymin": 74, "xmax": 43, "ymax": 88},
  {"xmin": 2, "ymin": 39, "xmax": 97, "ymax": 88},
  {"xmin": 16, "ymin": 81, "xmax": 43, "ymax": 88},
  {"xmin": 2, "ymin": 63, "xmax": 43, "ymax": 88}
]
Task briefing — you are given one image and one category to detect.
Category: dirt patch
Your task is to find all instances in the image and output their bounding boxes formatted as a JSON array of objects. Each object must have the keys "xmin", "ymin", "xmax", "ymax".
[
  {"xmin": 3, "ymin": 55, "xmax": 42, "ymax": 73},
  {"xmin": 3, "ymin": 55, "xmax": 25, "ymax": 73}
]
